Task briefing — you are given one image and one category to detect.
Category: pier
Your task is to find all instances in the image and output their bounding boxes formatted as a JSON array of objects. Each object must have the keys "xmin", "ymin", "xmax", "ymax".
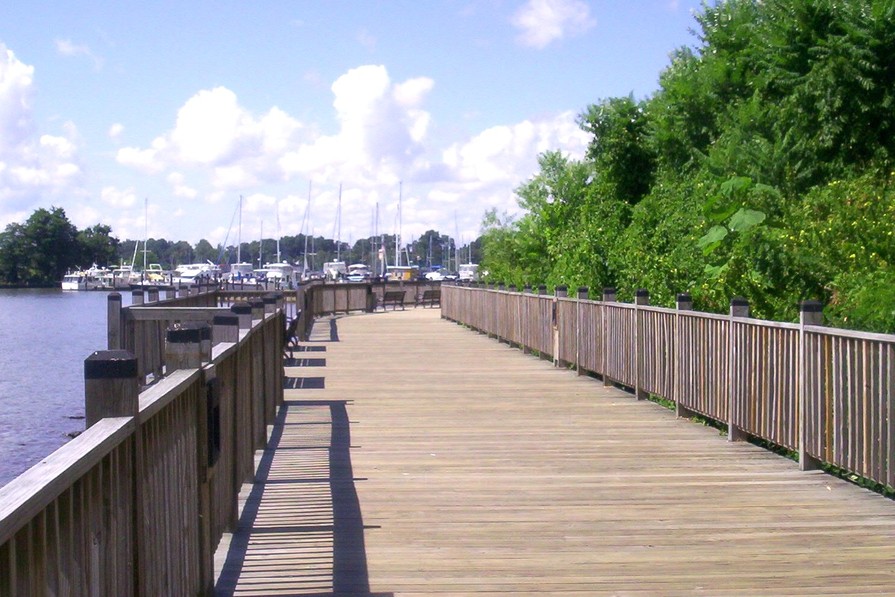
[{"xmin": 2, "ymin": 282, "xmax": 895, "ymax": 595}]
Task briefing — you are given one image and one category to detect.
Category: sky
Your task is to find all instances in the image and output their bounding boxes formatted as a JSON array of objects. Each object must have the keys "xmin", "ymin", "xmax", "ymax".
[{"xmin": 0, "ymin": 0, "xmax": 707, "ymax": 252}]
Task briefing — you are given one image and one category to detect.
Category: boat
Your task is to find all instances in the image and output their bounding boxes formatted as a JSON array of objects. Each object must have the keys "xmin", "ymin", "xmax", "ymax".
[
  {"xmin": 262, "ymin": 262, "xmax": 298, "ymax": 287},
  {"xmin": 172, "ymin": 262, "xmax": 221, "ymax": 287},
  {"xmin": 323, "ymin": 261, "xmax": 347, "ymax": 281},
  {"xmin": 458, "ymin": 263, "xmax": 479, "ymax": 282},
  {"xmin": 346, "ymin": 263, "xmax": 371, "ymax": 282},
  {"xmin": 61, "ymin": 271, "xmax": 87, "ymax": 291},
  {"xmin": 60, "ymin": 264, "xmax": 115, "ymax": 290}
]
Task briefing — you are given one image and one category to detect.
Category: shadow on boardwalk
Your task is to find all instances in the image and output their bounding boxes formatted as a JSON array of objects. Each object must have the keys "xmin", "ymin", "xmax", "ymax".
[{"xmin": 215, "ymin": 398, "xmax": 392, "ymax": 596}]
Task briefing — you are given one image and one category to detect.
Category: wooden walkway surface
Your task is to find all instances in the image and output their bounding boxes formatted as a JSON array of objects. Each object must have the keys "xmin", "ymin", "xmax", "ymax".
[{"xmin": 215, "ymin": 308, "xmax": 895, "ymax": 596}]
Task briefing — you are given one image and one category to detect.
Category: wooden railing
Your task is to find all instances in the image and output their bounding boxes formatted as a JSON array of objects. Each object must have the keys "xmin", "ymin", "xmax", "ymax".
[
  {"xmin": 443, "ymin": 283, "xmax": 895, "ymax": 489},
  {"xmin": 0, "ymin": 292, "xmax": 285, "ymax": 595}
]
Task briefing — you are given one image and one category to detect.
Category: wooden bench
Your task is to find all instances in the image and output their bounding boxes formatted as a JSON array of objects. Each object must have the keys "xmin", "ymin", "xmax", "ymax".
[
  {"xmin": 380, "ymin": 290, "xmax": 406, "ymax": 311},
  {"xmin": 417, "ymin": 289, "xmax": 440, "ymax": 308}
]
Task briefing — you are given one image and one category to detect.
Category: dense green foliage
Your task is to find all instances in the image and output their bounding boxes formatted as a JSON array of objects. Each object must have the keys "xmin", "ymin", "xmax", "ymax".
[
  {"xmin": 481, "ymin": 0, "xmax": 895, "ymax": 332},
  {"xmin": 0, "ymin": 208, "xmax": 117, "ymax": 286}
]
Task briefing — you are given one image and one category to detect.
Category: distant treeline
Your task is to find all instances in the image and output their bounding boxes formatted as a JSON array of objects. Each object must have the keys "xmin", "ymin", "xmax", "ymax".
[
  {"xmin": 480, "ymin": 0, "xmax": 895, "ymax": 332},
  {"xmin": 0, "ymin": 206, "xmax": 482, "ymax": 287}
]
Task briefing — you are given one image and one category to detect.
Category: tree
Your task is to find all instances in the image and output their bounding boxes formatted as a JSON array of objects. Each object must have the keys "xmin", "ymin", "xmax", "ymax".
[{"xmin": 77, "ymin": 224, "xmax": 118, "ymax": 267}]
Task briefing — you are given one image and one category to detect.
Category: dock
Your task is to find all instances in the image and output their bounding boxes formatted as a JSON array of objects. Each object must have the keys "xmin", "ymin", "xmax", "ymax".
[{"xmin": 214, "ymin": 307, "xmax": 895, "ymax": 595}]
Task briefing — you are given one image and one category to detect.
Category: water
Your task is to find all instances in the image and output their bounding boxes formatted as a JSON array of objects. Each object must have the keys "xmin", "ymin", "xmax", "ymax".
[{"xmin": 0, "ymin": 289, "xmax": 124, "ymax": 487}]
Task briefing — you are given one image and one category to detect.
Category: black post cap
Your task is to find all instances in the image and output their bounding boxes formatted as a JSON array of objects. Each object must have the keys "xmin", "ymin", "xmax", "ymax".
[
  {"xmin": 800, "ymin": 300, "xmax": 823, "ymax": 313},
  {"xmin": 577, "ymin": 286, "xmax": 589, "ymax": 294},
  {"xmin": 107, "ymin": 292, "xmax": 122, "ymax": 302},
  {"xmin": 85, "ymin": 350, "xmax": 138, "ymax": 379},
  {"xmin": 213, "ymin": 314, "xmax": 240, "ymax": 326},
  {"xmin": 167, "ymin": 322, "xmax": 209, "ymax": 343},
  {"xmin": 231, "ymin": 302, "xmax": 253, "ymax": 314},
  {"xmin": 603, "ymin": 287, "xmax": 616, "ymax": 294},
  {"xmin": 635, "ymin": 289, "xmax": 649, "ymax": 298},
  {"xmin": 556, "ymin": 285, "xmax": 568, "ymax": 292},
  {"xmin": 730, "ymin": 296, "xmax": 749, "ymax": 307}
]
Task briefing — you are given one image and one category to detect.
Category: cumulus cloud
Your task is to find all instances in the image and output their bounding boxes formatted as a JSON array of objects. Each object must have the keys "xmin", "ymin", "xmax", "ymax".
[
  {"xmin": 511, "ymin": 0, "xmax": 596, "ymax": 49},
  {"xmin": 0, "ymin": 43, "xmax": 84, "ymax": 220},
  {"xmin": 116, "ymin": 86, "xmax": 305, "ymax": 189},
  {"xmin": 108, "ymin": 122, "xmax": 124, "ymax": 140},
  {"xmin": 111, "ymin": 63, "xmax": 587, "ymax": 244}
]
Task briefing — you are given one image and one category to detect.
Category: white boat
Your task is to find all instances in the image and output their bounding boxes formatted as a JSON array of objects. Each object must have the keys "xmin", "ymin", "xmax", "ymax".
[
  {"xmin": 458, "ymin": 263, "xmax": 479, "ymax": 281},
  {"xmin": 61, "ymin": 271, "xmax": 87, "ymax": 291},
  {"xmin": 262, "ymin": 262, "xmax": 298, "ymax": 287},
  {"xmin": 323, "ymin": 261, "xmax": 347, "ymax": 281},
  {"xmin": 60, "ymin": 265, "xmax": 114, "ymax": 290},
  {"xmin": 346, "ymin": 263, "xmax": 371, "ymax": 282},
  {"xmin": 172, "ymin": 262, "xmax": 221, "ymax": 286}
]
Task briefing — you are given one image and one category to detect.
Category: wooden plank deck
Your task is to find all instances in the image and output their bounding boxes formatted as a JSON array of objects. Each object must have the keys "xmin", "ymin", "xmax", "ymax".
[{"xmin": 215, "ymin": 308, "xmax": 895, "ymax": 596}]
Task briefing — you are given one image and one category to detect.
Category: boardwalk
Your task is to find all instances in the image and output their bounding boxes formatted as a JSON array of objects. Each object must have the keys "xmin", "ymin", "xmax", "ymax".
[{"xmin": 215, "ymin": 308, "xmax": 895, "ymax": 596}]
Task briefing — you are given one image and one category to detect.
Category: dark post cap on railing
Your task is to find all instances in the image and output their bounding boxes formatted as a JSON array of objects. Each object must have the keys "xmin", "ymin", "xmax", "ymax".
[
  {"xmin": 85, "ymin": 350, "xmax": 138, "ymax": 379},
  {"xmin": 167, "ymin": 322, "xmax": 210, "ymax": 343},
  {"xmin": 577, "ymin": 286, "xmax": 588, "ymax": 294},
  {"xmin": 603, "ymin": 287, "xmax": 616, "ymax": 294},
  {"xmin": 108, "ymin": 292, "xmax": 121, "ymax": 303},
  {"xmin": 800, "ymin": 300, "xmax": 823, "ymax": 313},
  {"xmin": 635, "ymin": 289, "xmax": 649, "ymax": 298},
  {"xmin": 538, "ymin": 284, "xmax": 547, "ymax": 294},
  {"xmin": 249, "ymin": 299, "xmax": 265, "ymax": 308},
  {"xmin": 730, "ymin": 296, "xmax": 749, "ymax": 307},
  {"xmin": 213, "ymin": 314, "xmax": 240, "ymax": 326},
  {"xmin": 676, "ymin": 293, "xmax": 692, "ymax": 302},
  {"xmin": 556, "ymin": 285, "xmax": 568, "ymax": 292},
  {"xmin": 524, "ymin": 284, "xmax": 532, "ymax": 293},
  {"xmin": 508, "ymin": 284, "xmax": 517, "ymax": 292},
  {"xmin": 262, "ymin": 293, "xmax": 278, "ymax": 305},
  {"xmin": 231, "ymin": 302, "xmax": 252, "ymax": 314}
]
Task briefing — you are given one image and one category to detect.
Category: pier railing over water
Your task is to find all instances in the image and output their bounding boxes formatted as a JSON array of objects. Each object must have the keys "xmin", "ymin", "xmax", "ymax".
[
  {"xmin": 443, "ymin": 283, "xmax": 895, "ymax": 490},
  {"xmin": 0, "ymin": 288, "xmax": 285, "ymax": 595}
]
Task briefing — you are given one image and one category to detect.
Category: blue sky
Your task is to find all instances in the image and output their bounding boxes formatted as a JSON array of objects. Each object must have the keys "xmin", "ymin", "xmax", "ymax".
[{"xmin": 0, "ymin": 0, "xmax": 706, "ymax": 251}]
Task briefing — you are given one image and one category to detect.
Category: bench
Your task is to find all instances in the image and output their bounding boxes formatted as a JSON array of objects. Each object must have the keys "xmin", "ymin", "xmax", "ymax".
[
  {"xmin": 380, "ymin": 290, "xmax": 406, "ymax": 311},
  {"xmin": 417, "ymin": 289, "xmax": 440, "ymax": 308}
]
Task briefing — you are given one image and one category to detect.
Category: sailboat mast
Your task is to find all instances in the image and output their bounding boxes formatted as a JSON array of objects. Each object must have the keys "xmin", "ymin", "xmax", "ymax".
[
  {"xmin": 302, "ymin": 181, "xmax": 311, "ymax": 275},
  {"xmin": 396, "ymin": 181, "xmax": 402, "ymax": 268},
  {"xmin": 237, "ymin": 195, "xmax": 242, "ymax": 263},
  {"xmin": 336, "ymin": 183, "xmax": 342, "ymax": 262},
  {"xmin": 142, "ymin": 197, "xmax": 148, "ymax": 271}
]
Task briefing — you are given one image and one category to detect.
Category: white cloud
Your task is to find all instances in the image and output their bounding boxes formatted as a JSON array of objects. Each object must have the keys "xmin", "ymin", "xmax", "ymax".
[
  {"xmin": 54, "ymin": 39, "xmax": 103, "ymax": 70},
  {"xmin": 100, "ymin": 185, "xmax": 138, "ymax": 208},
  {"xmin": 511, "ymin": 0, "xmax": 596, "ymax": 49},
  {"xmin": 108, "ymin": 123, "xmax": 124, "ymax": 140},
  {"xmin": 110, "ymin": 64, "xmax": 586, "ymax": 245},
  {"xmin": 0, "ymin": 44, "xmax": 84, "ymax": 224}
]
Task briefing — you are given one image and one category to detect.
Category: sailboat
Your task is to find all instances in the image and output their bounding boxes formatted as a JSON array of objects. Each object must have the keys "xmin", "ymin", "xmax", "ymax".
[{"xmin": 228, "ymin": 196, "xmax": 257, "ymax": 284}]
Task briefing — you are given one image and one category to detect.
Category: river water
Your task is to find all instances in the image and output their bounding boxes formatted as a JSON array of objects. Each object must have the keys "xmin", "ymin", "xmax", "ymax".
[{"xmin": 0, "ymin": 289, "xmax": 126, "ymax": 487}]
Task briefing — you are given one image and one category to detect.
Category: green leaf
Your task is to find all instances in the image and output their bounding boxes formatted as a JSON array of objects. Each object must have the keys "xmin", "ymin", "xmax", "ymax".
[
  {"xmin": 720, "ymin": 176, "xmax": 752, "ymax": 198},
  {"xmin": 697, "ymin": 225, "xmax": 729, "ymax": 248},
  {"xmin": 728, "ymin": 208, "xmax": 766, "ymax": 233},
  {"xmin": 704, "ymin": 263, "xmax": 729, "ymax": 279}
]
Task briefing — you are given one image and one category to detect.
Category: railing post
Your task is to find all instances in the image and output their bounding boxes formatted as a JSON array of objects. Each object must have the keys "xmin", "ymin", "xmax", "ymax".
[
  {"xmin": 602, "ymin": 287, "xmax": 616, "ymax": 387},
  {"xmin": 262, "ymin": 293, "xmax": 278, "ymax": 317},
  {"xmin": 799, "ymin": 300, "xmax": 823, "ymax": 471},
  {"xmin": 131, "ymin": 288, "xmax": 144, "ymax": 306},
  {"xmin": 107, "ymin": 292, "xmax": 122, "ymax": 350},
  {"xmin": 231, "ymin": 302, "xmax": 253, "ymax": 331},
  {"xmin": 576, "ymin": 287, "xmax": 588, "ymax": 376},
  {"xmin": 147, "ymin": 287, "xmax": 159, "ymax": 303},
  {"xmin": 84, "ymin": 350, "xmax": 139, "ymax": 427},
  {"xmin": 213, "ymin": 314, "xmax": 240, "ymax": 345},
  {"xmin": 249, "ymin": 298, "xmax": 265, "ymax": 321},
  {"xmin": 165, "ymin": 322, "xmax": 211, "ymax": 371},
  {"xmin": 728, "ymin": 297, "xmax": 750, "ymax": 442},
  {"xmin": 675, "ymin": 293, "xmax": 694, "ymax": 419},
  {"xmin": 554, "ymin": 285, "xmax": 567, "ymax": 367},
  {"xmin": 83, "ymin": 349, "xmax": 143, "ymax": 595},
  {"xmin": 634, "ymin": 289, "xmax": 649, "ymax": 400}
]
